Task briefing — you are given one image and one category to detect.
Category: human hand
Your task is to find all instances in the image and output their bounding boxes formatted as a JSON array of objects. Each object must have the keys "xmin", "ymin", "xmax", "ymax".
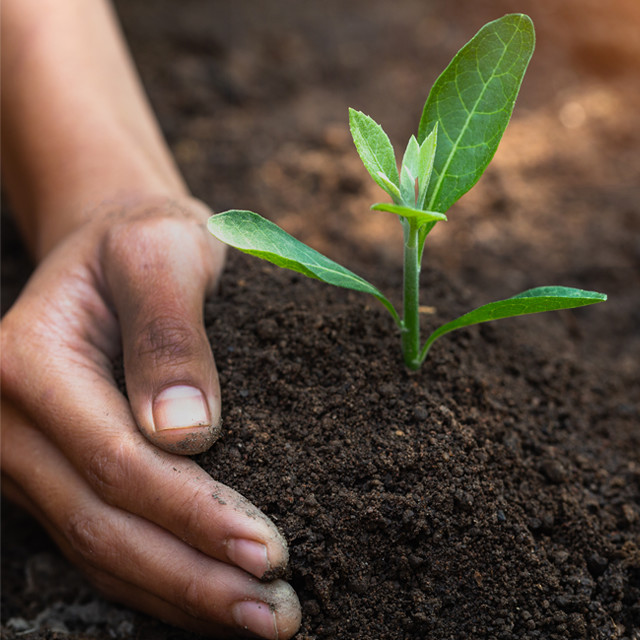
[{"xmin": 1, "ymin": 196, "xmax": 301, "ymax": 639}]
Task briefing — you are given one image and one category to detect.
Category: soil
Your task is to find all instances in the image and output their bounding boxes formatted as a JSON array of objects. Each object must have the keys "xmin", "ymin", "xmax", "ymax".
[{"xmin": 2, "ymin": 1, "xmax": 639, "ymax": 639}]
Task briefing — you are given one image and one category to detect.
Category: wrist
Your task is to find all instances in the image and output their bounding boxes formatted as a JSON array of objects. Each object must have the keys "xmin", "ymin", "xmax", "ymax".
[
  {"xmin": 1, "ymin": 0, "xmax": 190, "ymax": 261},
  {"xmin": 22, "ymin": 114, "xmax": 190, "ymax": 259}
]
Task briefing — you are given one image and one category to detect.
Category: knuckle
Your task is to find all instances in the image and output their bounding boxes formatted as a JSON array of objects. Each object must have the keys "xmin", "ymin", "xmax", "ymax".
[
  {"xmin": 176, "ymin": 571, "xmax": 210, "ymax": 618},
  {"xmin": 64, "ymin": 509, "xmax": 113, "ymax": 567},
  {"xmin": 85, "ymin": 439, "xmax": 137, "ymax": 503},
  {"xmin": 133, "ymin": 315, "xmax": 202, "ymax": 366},
  {"xmin": 176, "ymin": 486, "xmax": 210, "ymax": 545},
  {"xmin": 100, "ymin": 205, "xmax": 222, "ymax": 285},
  {"xmin": 104, "ymin": 211, "xmax": 205, "ymax": 265}
]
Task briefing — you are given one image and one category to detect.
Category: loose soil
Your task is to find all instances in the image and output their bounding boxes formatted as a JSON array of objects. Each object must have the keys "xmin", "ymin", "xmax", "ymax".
[{"xmin": 2, "ymin": 1, "xmax": 639, "ymax": 639}]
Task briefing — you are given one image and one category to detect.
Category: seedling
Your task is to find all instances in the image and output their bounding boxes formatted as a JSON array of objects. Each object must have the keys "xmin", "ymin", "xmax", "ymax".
[{"xmin": 208, "ymin": 14, "xmax": 606, "ymax": 370}]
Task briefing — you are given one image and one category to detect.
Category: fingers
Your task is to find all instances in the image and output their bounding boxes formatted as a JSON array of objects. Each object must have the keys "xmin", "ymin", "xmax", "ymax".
[
  {"xmin": 101, "ymin": 202, "xmax": 225, "ymax": 454},
  {"xmin": 8, "ymin": 357, "xmax": 289, "ymax": 579},
  {"xmin": 1, "ymin": 403, "xmax": 301, "ymax": 639}
]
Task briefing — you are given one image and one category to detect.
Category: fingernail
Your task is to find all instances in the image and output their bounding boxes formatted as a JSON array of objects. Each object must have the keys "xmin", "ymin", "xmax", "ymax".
[
  {"xmin": 152, "ymin": 385, "xmax": 211, "ymax": 431},
  {"xmin": 226, "ymin": 538, "xmax": 270, "ymax": 578},
  {"xmin": 231, "ymin": 600, "xmax": 278, "ymax": 640}
]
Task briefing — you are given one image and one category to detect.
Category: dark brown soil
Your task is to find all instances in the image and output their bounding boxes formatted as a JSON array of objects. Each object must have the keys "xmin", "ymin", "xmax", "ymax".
[{"xmin": 2, "ymin": 1, "xmax": 639, "ymax": 639}]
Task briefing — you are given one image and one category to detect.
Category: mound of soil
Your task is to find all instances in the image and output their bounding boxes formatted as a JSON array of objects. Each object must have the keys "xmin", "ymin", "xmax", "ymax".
[
  {"xmin": 192, "ymin": 251, "xmax": 640, "ymax": 640},
  {"xmin": 2, "ymin": 0, "xmax": 639, "ymax": 639}
]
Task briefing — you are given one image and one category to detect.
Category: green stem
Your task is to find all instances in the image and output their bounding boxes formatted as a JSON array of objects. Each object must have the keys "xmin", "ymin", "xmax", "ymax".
[{"xmin": 402, "ymin": 219, "xmax": 421, "ymax": 369}]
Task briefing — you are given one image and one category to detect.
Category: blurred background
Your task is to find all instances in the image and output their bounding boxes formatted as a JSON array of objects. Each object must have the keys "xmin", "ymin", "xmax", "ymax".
[{"xmin": 112, "ymin": 0, "xmax": 640, "ymax": 370}]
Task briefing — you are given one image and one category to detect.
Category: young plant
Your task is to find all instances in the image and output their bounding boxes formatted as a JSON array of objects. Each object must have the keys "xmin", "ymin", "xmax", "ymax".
[{"xmin": 208, "ymin": 14, "xmax": 606, "ymax": 370}]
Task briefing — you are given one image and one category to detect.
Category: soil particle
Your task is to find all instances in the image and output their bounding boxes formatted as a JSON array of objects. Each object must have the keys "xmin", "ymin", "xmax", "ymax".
[{"xmin": 540, "ymin": 458, "xmax": 569, "ymax": 484}]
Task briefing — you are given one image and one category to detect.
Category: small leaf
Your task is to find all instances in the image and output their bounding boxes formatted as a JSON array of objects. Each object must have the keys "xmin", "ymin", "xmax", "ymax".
[
  {"xmin": 400, "ymin": 135, "xmax": 420, "ymax": 205},
  {"xmin": 377, "ymin": 172, "xmax": 402, "ymax": 202},
  {"xmin": 402, "ymin": 135, "xmax": 420, "ymax": 178},
  {"xmin": 418, "ymin": 14, "xmax": 535, "ymax": 213},
  {"xmin": 371, "ymin": 202, "xmax": 447, "ymax": 227},
  {"xmin": 416, "ymin": 124, "xmax": 438, "ymax": 209},
  {"xmin": 208, "ymin": 210, "xmax": 401, "ymax": 325},
  {"xmin": 420, "ymin": 286, "xmax": 606, "ymax": 362},
  {"xmin": 349, "ymin": 108, "xmax": 400, "ymax": 199}
]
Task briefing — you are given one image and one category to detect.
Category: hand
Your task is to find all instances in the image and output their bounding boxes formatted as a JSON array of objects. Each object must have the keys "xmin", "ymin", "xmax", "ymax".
[{"xmin": 1, "ymin": 196, "xmax": 301, "ymax": 639}]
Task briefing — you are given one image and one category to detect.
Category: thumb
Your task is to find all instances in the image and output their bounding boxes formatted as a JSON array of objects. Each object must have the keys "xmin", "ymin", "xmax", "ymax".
[{"xmin": 103, "ymin": 210, "xmax": 224, "ymax": 454}]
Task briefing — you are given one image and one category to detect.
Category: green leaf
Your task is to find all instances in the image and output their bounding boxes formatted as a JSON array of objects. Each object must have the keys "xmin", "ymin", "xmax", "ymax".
[
  {"xmin": 420, "ymin": 286, "xmax": 607, "ymax": 362},
  {"xmin": 418, "ymin": 14, "xmax": 535, "ymax": 213},
  {"xmin": 377, "ymin": 172, "xmax": 402, "ymax": 202},
  {"xmin": 400, "ymin": 135, "xmax": 420, "ymax": 205},
  {"xmin": 416, "ymin": 124, "xmax": 438, "ymax": 209},
  {"xmin": 208, "ymin": 210, "xmax": 401, "ymax": 325},
  {"xmin": 371, "ymin": 202, "xmax": 447, "ymax": 227},
  {"xmin": 349, "ymin": 108, "xmax": 400, "ymax": 200}
]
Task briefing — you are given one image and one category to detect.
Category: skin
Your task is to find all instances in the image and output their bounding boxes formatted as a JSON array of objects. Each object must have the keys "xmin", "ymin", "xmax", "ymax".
[{"xmin": 0, "ymin": 0, "xmax": 301, "ymax": 637}]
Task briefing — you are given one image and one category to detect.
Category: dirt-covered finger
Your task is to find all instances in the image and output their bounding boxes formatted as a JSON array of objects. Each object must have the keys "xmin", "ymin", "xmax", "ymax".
[
  {"xmin": 1, "ymin": 405, "xmax": 301, "ymax": 638},
  {"xmin": 4, "ymin": 375, "xmax": 290, "ymax": 579}
]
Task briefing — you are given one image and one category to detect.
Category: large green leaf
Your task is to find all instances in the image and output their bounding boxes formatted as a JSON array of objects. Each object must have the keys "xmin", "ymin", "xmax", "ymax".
[
  {"xmin": 418, "ymin": 14, "xmax": 535, "ymax": 213},
  {"xmin": 349, "ymin": 108, "xmax": 400, "ymax": 200},
  {"xmin": 208, "ymin": 210, "xmax": 400, "ymax": 324},
  {"xmin": 420, "ymin": 286, "xmax": 607, "ymax": 362}
]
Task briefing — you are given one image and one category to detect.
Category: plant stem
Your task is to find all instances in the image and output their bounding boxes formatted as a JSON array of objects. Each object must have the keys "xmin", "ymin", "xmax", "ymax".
[{"xmin": 402, "ymin": 219, "xmax": 421, "ymax": 369}]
